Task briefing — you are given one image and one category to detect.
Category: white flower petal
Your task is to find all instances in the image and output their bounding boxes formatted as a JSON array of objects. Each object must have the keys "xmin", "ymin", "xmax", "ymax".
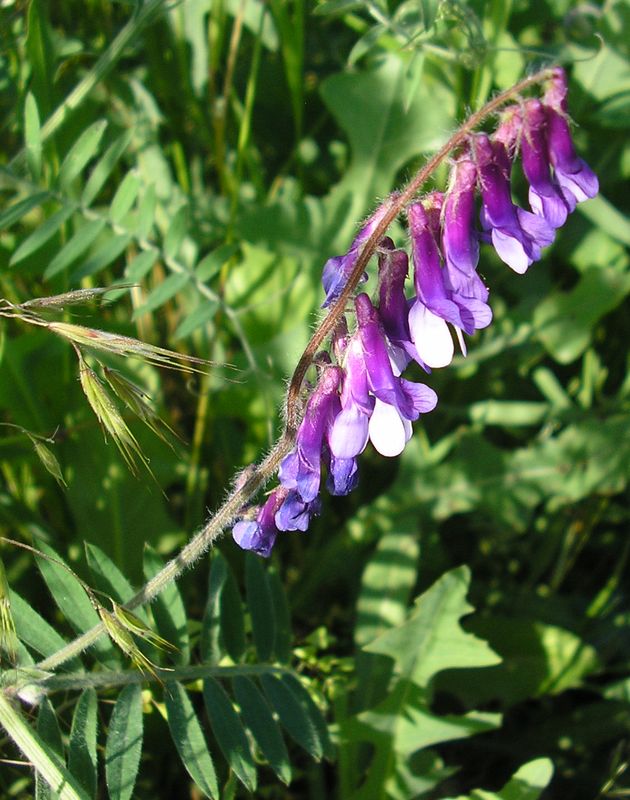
[
  {"xmin": 408, "ymin": 302, "xmax": 454, "ymax": 368},
  {"xmin": 368, "ymin": 399, "xmax": 411, "ymax": 457}
]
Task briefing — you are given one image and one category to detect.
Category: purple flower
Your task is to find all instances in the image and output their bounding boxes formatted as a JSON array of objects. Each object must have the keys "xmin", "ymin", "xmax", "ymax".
[
  {"xmin": 275, "ymin": 491, "xmax": 321, "ymax": 532},
  {"xmin": 326, "ymin": 454, "xmax": 359, "ymax": 496},
  {"xmin": 542, "ymin": 67, "xmax": 598, "ymax": 211},
  {"xmin": 441, "ymin": 157, "xmax": 483, "ymax": 291},
  {"xmin": 278, "ymin": 366, "xmax": 342, "ymax": 502},
  {"xmin": 321, "ymin": 198, "xmax": 394, "ymax": 307},
  {"xmin": 474, "ymin": 134, "xmax": 555, "ymax": 274},
  {"xmin": 407, "ymin": 199, "xmax": 492, "ymax": 368},
  {"xmin": 232, "ymin": 489, "xmax": 287, "ymax": 557},
  {"xmin": 521, "ymin": 99, "xmax": 569, "ymax": 228},
  {"xmin": 328, "ymin": 335, "xmax": 373, "ymax": 459}
]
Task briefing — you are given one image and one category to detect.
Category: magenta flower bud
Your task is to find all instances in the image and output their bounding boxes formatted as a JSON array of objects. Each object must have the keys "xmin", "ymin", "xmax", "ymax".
[
  {"xmin": 521, "ymin": 99, "xmax": 569, "ymax": 228},
  {"xmin": 232, "ymin": 488, "xmax": 287, "ymax": 557},
  {"xmin": 278, "ymin": 366, "xmax": 342, "ymax": 503},
  {"xmin": 321, "ymin": 198, "xmax": 394, "ymax": 307},
  {"xmin": 474, "ymin": 134, "xmax": 555, "ymax": 274},
  {"xmin": 542, "ymin": 67, "xmax": 599, "ymax": 212}
]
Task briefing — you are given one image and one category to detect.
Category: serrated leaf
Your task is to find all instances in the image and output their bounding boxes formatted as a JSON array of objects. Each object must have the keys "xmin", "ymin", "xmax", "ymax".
[
  {"xmin": 260, "ymin": 673, "xmax": 323, "ymax": 760},
  {"xmin": 163, "ymin": 206, "xmax": 188, "ymax": 260},
  {"xmin": 68, "ymin": 689, "xmax": 98, "ymax": 797},
  {"xmin": 245, "ymin": 554, "xmax": 276, "ymax": 662},
  {"xmin": 82, "ymin": 130, "xmax": 134, "ymax": 207},
  {"xmin": 200, "ymin": 554, "xmax": 228, "ymax": 665},
  {"xmin": 10, "ymin": 205, "xmax": 75, "ymax": 265},
  {"xmin": 173, "ymin": 301, "xmax": 219, "ymax": 340},
  {"xmin": 232, "ymin": 676, "xmax": 291, "ymax": 785},
  {"xmin": 133, "ymin": 272, "xmax": 190, "ymax": 318},
  {"xmin": 364, "ymin": 566, "xmax": 500, "ymax": 684},
  {"xmin": 44, "ymin": 218, "xmax": 107, "ymax": 279},
  {"xmin": 203, "ymin": 678, "xmax": 257, "ymax": 792},
  {"xmin": 9, "ymin": 589, "xmax": 82, "ymax": 670},
  {"xmin": 58, "ymin": 121, "xmax": 108, "ymax": 189},
  {"xmin": 0, "ymin": 192, "xmax": 50, "ymax": 229},
  {"xmin": 25, "ymin": 92, "xmax": 42, "ymax": 181},
  {"xmin": 105, "ymin": 684, "xmax": 143, "ymax": 800},
  {"xmin": 110, "ymin": 171, "xmax": 141, "ymax": 225},
  {"xmin": 164, "ymin": 682, "xmax": 218, "ymax": 799},
  {"xmin": 34, "ymin": 540, "xmax": 117, "ymax": 665},
  {"xmin": 219, "ymin": 563, "xmax": 246, "ymax": 662},
  {"xmin": 72, "ymin": 232, "xmax": 132, "ymax": 280},
  {"xmin": 143, "ymin": 546, "xmax": 189, "ymax": 664}
]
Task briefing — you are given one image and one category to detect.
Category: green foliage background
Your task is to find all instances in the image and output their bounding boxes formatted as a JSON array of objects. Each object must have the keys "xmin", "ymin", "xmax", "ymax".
[{"xmin": 0, "ymin": 0, "xmax": 628, "ymax": 798}]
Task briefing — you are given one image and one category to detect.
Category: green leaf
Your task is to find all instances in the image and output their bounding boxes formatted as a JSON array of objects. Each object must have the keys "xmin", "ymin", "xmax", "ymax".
[
  {"xmin": 44, "ymin": 218, "xmax": 107, "ymax": 279},
  {"xmin": 68, "ymin": 689, "xmax": 98, "ymax": 797},
  {"xmin": 82, "ymin": 130, "xmax": 134, "ymax": 207},
  {"xmin": 72, "ymin": 232, "xmax": 132, "ymax": 280},
  {"xmin": 143, "ymin": 546, "xmax": 189, "ymax": 664},
  {"xmin": 219, "ymin": 562, "xmax": 246, "ymax": 662},
  {"xmin": 203, "ymin": 677, "xmax": 257, "ymax": 792},
  {"xmin": 200, "ymin": 554, "xmax": 228, "ymax": 665},
  {"xmin": 443, "ymin": 757, "xmax": 554, "ymax": 800},
  {"xmin": 232, "ymin": 676, "xmax": 291, "ymax": 784},
  {"xmin": 9, "ymin": 589, "xmax": 82, "ymax": 670},
  {"xmin": 0, "ymin": 192, "xmax": 50, "ymax": 230},
  {"xmin": 85, "ymin": 543, "xmax": 145, "ymax": 619},
  {"xmin": 132, "ymin": 272, "xmax": 190, "ymax": 318},
  {"xmin": 260, "ymin": 673, "xmax": 323, "ymax": 760},
  {"xmin": 35, "ymin": 698, "xmax": 65, "ymax": 800},
  {"xmin": 195, "ymin": 243, "xmax": 240, "ymax": 282},
  {"xmin": 173, "ymin": 301, "xmax": 219, "ymax": 340},
  {"xmin": 24, "ymin": 92, "xmax": 42, "ymax": 181},
  {"xmin": 267, "ymin": 567, "xmax": 291, "ymax": 664},
  {"xmin": 34, "ymin": 540, "xmax": 117, "ymax": 665},
  {"xmin": 110, "ymin": 171, "xmax": 141, "ymax": 225},
  {"xmin": 163, "ymin": 206, "xmax": 188, "ymax": 260},
  {"xmin": 280, "ymin": 673, "xmax": 333, "ymax": 759},
  {"xmin": 164, "ymin": 682, "xmax": 218, "ymax": 799},
  {"xmin": 355, "ymin": 528, "xmax": 420, "ymax": 647},
  {"xmin": 10, "ymin": 205, "xmax": 75, "ymax": 266},
  {"xmin": 58, "ymin": 121, "xmax": 108, "ymax": 189},
  {"xmin": 245, "ymin": 554, "xmax": 276, "ymax": 661},
  {"xmin": 135, "ymin": 184, "xmax": 157, "ymax": 241},
  {"xmin": 105, "ymin": 684, "xmax": 143, "ymax": 800},
  {"xmin": 124, "ymin": 249, "xmax": 159, "ymax": 283}
]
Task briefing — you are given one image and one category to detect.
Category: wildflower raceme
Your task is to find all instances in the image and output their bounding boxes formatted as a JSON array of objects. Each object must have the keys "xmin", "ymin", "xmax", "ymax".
[{"xmin": 232, "ymin": 67, "xmax": 598, "ymax": 556}]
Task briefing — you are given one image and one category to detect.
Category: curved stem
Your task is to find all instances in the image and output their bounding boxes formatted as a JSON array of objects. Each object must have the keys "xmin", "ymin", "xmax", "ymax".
[{"xmin": 29, "ymin": 65, "xmax": 553, "ymax": 678}]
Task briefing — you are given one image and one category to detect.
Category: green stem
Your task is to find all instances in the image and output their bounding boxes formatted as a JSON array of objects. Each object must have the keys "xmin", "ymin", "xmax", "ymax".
[{"xmin": 29, "ymin": 65, "xmax": 554, "ymax": 676}]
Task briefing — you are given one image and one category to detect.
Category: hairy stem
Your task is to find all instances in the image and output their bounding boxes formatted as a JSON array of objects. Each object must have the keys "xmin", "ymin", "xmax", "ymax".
[{"xmin": 28, "ymin": 65, "xmax": 553, "ymax": 678}]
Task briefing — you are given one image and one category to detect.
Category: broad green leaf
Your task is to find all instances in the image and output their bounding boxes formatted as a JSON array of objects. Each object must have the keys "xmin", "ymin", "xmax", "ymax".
[
  {"xmin": 200, "ymin": 554, "xmax": 228, "ymax": 665},
  {"xmin": 232, "ymin": 676, "xmax": 291, "ymax": 785},
  {"xmin": 0, "ymin": 192, "xmax": 50, "ymax": 229},
  {"xmin": 105, "ymin": 684, "xmax": 143, "ymax": 800},
  {"xmin": 68, "ymin": 689, "xmax": 98, "ymax": 797},
  {"xmin": 71, "ymin": 232, "xmax": 132, "ymax": 279},
  {"xmin": 34, "ymin": 540, "xmax": 117, "ymax": 665},
  {"xmin": 58, "ymin": 121, "xmax": 108, "ymax": 189},
  {"xmin": 260, "ymin": 673, "xmax": 323, "ymax": 760},
  {"xmin": 10, "ymin": 205, "xmax": 75, "ymax": 265},
  {"xmin": 44, "ymin": 218, "xmax": 107, "ymax": 279},
  {"xmin": 124, "ymin": 249, "xmax": 158, "ymax": 283},
  {"xmin": 443, "ymin": 757, "xmax": 554, "ymax": 800},
  {"xmin": 173, "ymin": 301, "xmax": 219, "ymax": 340},
  {"xmin": 163, "ymin": 206, "xmax": 188, "ymax": 260},
  {"xmin": 132, "ymin": 272, "xmax": 190, "ymax": 318},
  {"xmin": 245, "ymin": 554, "xmax": 276, "ymax": 661},
  {"xmin": 267, "ymin": 567, "xmax": 291, "ymax": 663},
  {"xmin": 219, "ymin": 562, "xmax": 246, "ymax": 662},
  {"xmin": 533, "ymin": 267, "xmax": 630, "ymax": 364},
  {"xmin": 82, "ymin": 130, "xmax": 134, "ymax": 207},
  {"xmin": 143, "ymin": 546, "xmax": 189, "ymax": 664},
  {"xmin": 280, "ymin": 673, "xmax": 333, "ymax": 759},
  {"xmin": 469, "ymin": 400, "xmax": 549, "ymax": 427},
  {"xmin": 203, "ymin": 678, "xmax": 257, "ymax": 792},
  {"xmin": 164, "ymin": 682, "xmax": 218, "ymax": 799},
  {"xmin": 355, "ymin": 528, "xmax": 419, "ymax": 647},
  {"xmin": 364, "ymin": 566, "xmax": 500, "ymax": 685},
  {"xmin": 110, "ymin": 171, "xmax": 141, "ymax": 225},
  {"xmin": 24, "ymin": 92, "xmax": 42, "ymax": 181},
  {"xmin": 9, "ymin": 589, "xmax": 82, "ymax": 670}
]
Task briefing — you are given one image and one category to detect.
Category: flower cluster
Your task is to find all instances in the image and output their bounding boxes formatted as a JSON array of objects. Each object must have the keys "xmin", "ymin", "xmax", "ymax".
[{"xmin": 232, "ymin": 67, "xmax": 598, "ymax": 558}]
